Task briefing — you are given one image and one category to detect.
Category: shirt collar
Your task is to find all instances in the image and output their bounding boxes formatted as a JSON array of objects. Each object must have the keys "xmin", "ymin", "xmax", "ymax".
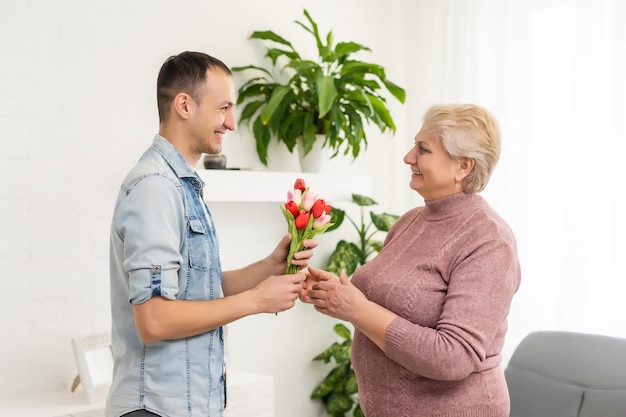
[{"xmin": 150, "ymin": 134, "xmax": 203, "ymax": 184}]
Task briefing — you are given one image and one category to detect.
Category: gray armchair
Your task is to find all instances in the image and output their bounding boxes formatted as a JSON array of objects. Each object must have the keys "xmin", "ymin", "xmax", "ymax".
[{"xmin": 505, "ymin": 330, "xmax": 626, "ymax": 417}]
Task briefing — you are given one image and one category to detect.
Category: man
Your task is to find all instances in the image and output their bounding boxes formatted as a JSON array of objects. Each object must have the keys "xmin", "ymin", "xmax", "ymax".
[{"xmin": 106, "ymin": 51, "xmax": 316, "ymax": 417}]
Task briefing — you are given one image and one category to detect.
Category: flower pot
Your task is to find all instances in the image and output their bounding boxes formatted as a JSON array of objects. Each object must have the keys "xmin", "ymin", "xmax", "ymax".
[
  {"xmin": 298, "ymin": 135, "xmax": 330, "ymax": 173},
  {"xmin": 298, "ymin": 135, "xmax": 354, "ymax": 173}
]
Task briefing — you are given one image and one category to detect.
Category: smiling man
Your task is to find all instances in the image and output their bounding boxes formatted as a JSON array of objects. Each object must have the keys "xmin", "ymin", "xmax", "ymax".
[{"xmin": 106, "ymin": 51, "xmax": 317, "ymax": 417}]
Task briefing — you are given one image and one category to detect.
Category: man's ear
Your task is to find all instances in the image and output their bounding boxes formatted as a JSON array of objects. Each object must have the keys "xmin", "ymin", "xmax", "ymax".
[
  {"xmin": 457, "ymin": 158, "xmax": 475, "ymax": 181},
  {"xmin": 173, "ymin": 93, "xmax": 191, "ymax": 120}
]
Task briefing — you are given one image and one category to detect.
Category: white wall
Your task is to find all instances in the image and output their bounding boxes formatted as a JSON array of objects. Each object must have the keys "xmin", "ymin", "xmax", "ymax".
[{"xmin": 0, "ymin": 1, "xmax": 407, "ymax": 416}]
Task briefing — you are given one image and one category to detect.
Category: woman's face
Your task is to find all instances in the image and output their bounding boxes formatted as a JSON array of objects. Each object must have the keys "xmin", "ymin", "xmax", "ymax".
[{"xmin": 403, "ymin": 130, "xmax": 464, "ymax": 201}]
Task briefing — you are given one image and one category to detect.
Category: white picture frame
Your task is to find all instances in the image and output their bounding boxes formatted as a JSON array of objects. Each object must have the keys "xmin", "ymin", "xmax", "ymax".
[{"xmin": 71, "ymin": 332, "xmax": 114, "ymax": 403}]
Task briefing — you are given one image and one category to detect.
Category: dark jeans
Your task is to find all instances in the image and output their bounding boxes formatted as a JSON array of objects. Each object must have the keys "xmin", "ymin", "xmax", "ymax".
[{"xmin": 122, "ymin": 411, "xmax": 159, "ymax": 417}]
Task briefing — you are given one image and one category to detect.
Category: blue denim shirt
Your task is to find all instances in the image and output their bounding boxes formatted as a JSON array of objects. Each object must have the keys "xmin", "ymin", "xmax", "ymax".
[{"xmin": 106, "ymin": 135, "xmax": 225, "ymax": 417}]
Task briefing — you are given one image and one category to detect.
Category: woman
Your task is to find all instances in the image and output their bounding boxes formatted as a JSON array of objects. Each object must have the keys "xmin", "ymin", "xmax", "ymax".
[{"xmin": 305, "ymin": 104, "xmax": 521, "ymax": 417}]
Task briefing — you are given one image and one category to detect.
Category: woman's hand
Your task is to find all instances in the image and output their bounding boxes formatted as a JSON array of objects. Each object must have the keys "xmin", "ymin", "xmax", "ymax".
[
  {"xmin": 299, "ymin": 267, "xmax": 337, "ymax": 303},
  {"xmin": 307, "ymin": 266, "xmax": 368, "ymax": 322}
]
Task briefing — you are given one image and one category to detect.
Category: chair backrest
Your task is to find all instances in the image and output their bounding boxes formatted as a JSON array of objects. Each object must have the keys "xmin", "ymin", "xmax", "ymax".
[{"xmin": 505, "ymin": 330, "xmax": 626, "ymax": 417}]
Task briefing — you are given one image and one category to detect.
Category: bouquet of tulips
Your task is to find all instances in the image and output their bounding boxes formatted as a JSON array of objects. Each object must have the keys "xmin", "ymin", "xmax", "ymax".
[{"xmin": 281, "ymin": 178, "xmax": 334, "ymax": 274}]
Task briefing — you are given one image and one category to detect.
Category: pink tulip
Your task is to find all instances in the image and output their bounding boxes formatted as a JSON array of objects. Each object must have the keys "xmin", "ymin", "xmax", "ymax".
[
  {"xmin": 313, "ymin": 212, "xmax": 331, "ymax": 229},
  {"xmin": 287, "ymin": 189, "xmax": 302, "ymax": 206},
  {"xmin": 301, "ymin": 192, "xmax": 316, "ymax": 211}
]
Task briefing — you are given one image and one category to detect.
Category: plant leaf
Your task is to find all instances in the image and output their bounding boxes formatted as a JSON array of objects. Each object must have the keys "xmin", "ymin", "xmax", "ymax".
[
  {"xmin": 352, "ymin": 194, "xmax": 378, "ymax": 206},
  {"xmin": 335, "ymin": 41, "xmax": 370, "ymax": 60},
  {"xmin": 316, "ymin": 75, "xmax": 337, "ymax": 117},
  {"xmin": 333, "ymin": 323, "xmax": 352, "ymax": 340},
  {"xmin": 260, "ymin": 85, "xmax": 292, "ymax": 125},
  {"xmin": 239, "ymin": 100, "xmax": 265, "ymax": 122},
  {"xmin": 327, "ymin": 391, "xmax": 354, "ymax": 415},
  {"xmin": 382, "ymin": 78, "xmax": 406, "ymax": 103},
  {"xmin": 369, "ymin": 240, "xmax": 383, "ymax": 253},
  {"xmin": 344, "ymin": 372, "xmax": 359, "ymax": 395},
  {"xmin": 252, "ymin": 118, "xmax": 271, "ymax": 165},
  {"xmin": 325, "ymin": 207, "xmax": 345, "ymax": 232},
  {"xmin": 250, "ymin": 30, "xmax": 294, "ymax": 48},
  {"xmin": 326, "ymin": 240, "xmax": 361, "ymax": 276},
  {"xmin": 370, "ymin": 212, "xmax": 399, "ymax": 232},
  {"xmin": 265, "ymin": 47, "xmax": 300, "ymax": 64}
]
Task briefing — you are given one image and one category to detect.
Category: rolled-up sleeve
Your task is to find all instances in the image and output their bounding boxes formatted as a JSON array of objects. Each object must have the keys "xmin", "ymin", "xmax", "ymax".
[{"xmin": 114, "ymin": 174, "xmax": 184, "ymax": 304}]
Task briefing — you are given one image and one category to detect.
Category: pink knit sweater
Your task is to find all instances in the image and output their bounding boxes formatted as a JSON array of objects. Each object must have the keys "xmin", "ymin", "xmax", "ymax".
[{"xmin": 351, "ymin": 192, "xmax": 521, "ymax": 417}]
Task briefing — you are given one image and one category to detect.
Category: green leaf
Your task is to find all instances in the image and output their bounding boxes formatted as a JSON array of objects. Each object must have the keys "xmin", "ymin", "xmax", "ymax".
[
  {"xmin": 311, "ymin": 378, "xmax": 335, "ymax": 399},
  {"xmin": 370, "ymin": 212, "xmax": 399, "ymax": 232},
  {"xmin": 383, "ymin": 78, "xmax": 406, "ymax": 103},
  {"xmin": 231, "ymin": 65, "xmax": 274, "ymax": 78},
  {"xmin": 326, "ymin": 240, "xmax": 361, "ymax": 276},
  {"xmin": 335, "ymin": 41, "xmax": 370, "ymax": 60},
  {"xmin": 333, "ymin": 341, "xmax": 352, "ymax": 363},
  {"xmin": 312, "ymin": 341, "xmax": 341, "ymax": 363},
  {"xmin": 325, "ymin": 207, "xmax": 345, "ymax": 232},
  {"xmin": 301, "ymin": 9, "xmax": 325, "ymax": 56},
  {"xmin": 333, "ymin": 323, "xmax": 352, "ymax": 341},
  {"xmin": 368, "ymin": 93, "xmax": 396, "ymax": 132},
  {"xmin": 352, "ymin": 194, "xmax": 378, "ymax": 206},
  {"xmin": 260, "ymin": 85, "xmax": 292, "ymax": 125},
  {"xmin": 316, "ymin": 75, "xmax": 338, "ymax": 118},
  {"xmin": 250, "ymin": 30, "xmax": 294, "ymax": 48},
  {"xmin": 252, "ymin": 118, "xmax": 271, "ymax": 165},
  {"xmin": 239, "ymin": 100, "xmax": 265, "ymax": 122},
  {"xmin": 311, "ymin": 363, "xmax": 350, "ymax": 399},
  {"xmin": 369, "ymin": 240, "xmax": 383, "ymax": 253},
  {"xmin": 354, "ymin": 403, "xmax": 365, "ymax": 417},
  {"xmin": 327, "ymin": 392, "xmax": 354, "ymax": 415},
  {"xmin": 265, "ymin": 47, "xmax": 300, "ymax": 63},
  {"xmin": 344, "ymin": 371, "xmax": 359, "ymax": 395}
]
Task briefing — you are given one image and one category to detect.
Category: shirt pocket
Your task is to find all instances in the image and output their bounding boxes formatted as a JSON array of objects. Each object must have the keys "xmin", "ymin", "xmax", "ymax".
[{"xmin": 187, "ymin": 217, "xmax": 210, "ymax": 271}]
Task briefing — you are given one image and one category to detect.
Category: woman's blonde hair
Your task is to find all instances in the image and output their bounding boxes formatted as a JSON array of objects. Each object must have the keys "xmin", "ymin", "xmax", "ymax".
[{"xmin": 421, "ymin": 104, "xmax": 501, "ymax": 193}]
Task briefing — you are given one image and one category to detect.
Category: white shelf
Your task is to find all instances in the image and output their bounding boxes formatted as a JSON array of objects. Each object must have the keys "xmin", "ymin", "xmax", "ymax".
[
  {"xmin": 1, "ymin": 371, "xmax": 273, "ymax": 417},
  {"xmin": 198, "ymin": 170, "xmax": 371, "ymax": 203}
]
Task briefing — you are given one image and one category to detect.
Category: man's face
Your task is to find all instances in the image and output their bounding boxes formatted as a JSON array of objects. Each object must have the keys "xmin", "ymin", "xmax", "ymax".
[{"xmin": 187, "ymin": 68, "xmax": 237, "ymax": 155}]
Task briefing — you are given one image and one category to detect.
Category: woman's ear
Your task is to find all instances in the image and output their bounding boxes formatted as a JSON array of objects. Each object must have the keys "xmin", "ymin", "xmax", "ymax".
[{"xmin": 457, "ymin": 158, "xmax": 475, "ymax": 181}]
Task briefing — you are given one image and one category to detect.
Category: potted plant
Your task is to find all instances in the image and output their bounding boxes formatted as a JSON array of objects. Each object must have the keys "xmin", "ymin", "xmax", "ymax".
[
  {"xmin": 310, "ymin": 194, "xmax": 398, "ymax": 417},
  {"xmin": 232, "ymin": 9, "xmax": 406, "ymax": 168}
]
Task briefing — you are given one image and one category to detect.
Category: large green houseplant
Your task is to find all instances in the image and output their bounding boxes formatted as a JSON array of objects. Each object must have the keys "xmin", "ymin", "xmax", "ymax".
[
  {"xmin": 311, "ymin": 194, "xmax": 398, "ymax": 417},
  {"xmin": 232, "ymin": 9, "xmax": 406, "ymax": 166}
]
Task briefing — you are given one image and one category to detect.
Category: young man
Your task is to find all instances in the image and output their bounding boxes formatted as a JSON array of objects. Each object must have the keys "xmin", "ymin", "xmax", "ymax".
[{"xmin": 106, "ymin": 51, "xmax": 317, "ymax": 417}]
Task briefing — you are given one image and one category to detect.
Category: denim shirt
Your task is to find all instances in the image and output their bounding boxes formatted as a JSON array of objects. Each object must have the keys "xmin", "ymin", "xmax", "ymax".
[{"xmin": 107, "ymin": 135, "xmax": 225, "ymax": 417}]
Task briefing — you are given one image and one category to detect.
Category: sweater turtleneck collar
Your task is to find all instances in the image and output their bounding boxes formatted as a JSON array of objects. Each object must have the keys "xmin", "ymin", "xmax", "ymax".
[{"xmin": 423, "ymin": 192, "xmax": 476, "ymax": 221}]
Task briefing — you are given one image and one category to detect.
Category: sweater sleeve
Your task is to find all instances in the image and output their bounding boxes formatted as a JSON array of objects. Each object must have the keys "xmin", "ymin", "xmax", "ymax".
[{"xmin": 384, "ymin": 237, "xmax": 520, "ymax": 381}]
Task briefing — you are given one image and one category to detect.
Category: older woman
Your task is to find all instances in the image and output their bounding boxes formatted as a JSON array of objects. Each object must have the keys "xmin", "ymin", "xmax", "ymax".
[{"xmin": 306, "ymin": 104, "xmax": 521, "ymax": 417}]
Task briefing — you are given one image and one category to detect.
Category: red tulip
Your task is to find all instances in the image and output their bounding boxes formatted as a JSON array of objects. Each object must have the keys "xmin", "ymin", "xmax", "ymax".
[
  {"xmin": 294, "ymin": 178, "xmax": 306, "ymax": 192},
  {"xmin": 311, "ymin": 198, "xmax": 328, "ymax": 218},
  {"xmin": 294, "ymin": 210, "xmax": 311, "ymax": 230},
  {"xmin": 285, "ymin": 200, "xmax": 300, "ymax": 217}
]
